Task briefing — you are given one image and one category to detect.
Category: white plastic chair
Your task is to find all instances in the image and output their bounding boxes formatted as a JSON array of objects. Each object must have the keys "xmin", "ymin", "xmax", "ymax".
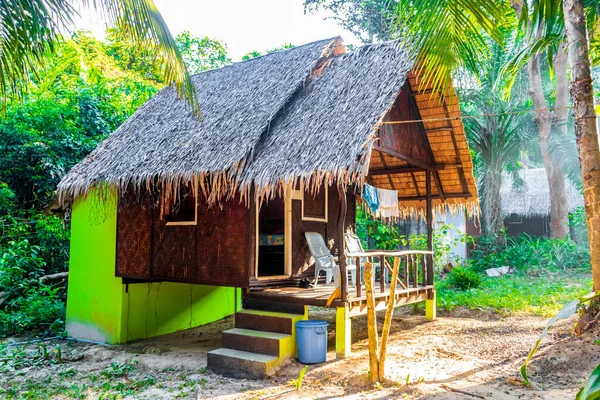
[
  {"xmin": 305, "ymin": 232, "xmax": 356, "ymax": 287},
  {"xmin": 345, "ymin": 232, "xmax": 383, "ymax": 282}
]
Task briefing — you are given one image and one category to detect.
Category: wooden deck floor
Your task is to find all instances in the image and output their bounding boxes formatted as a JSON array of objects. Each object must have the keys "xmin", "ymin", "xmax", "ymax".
[{"xmin": 247, "ymin": 283, "xmax": 434, "ymax": 317}]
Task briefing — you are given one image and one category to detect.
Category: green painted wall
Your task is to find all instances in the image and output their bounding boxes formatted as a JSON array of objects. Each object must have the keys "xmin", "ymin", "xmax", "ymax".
[{"xmin": 66, "ymin": 191, "xmax": 240, "ymax": 344}]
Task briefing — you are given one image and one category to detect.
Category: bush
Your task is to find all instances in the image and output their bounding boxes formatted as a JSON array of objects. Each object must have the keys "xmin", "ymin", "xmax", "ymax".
[
  {"xmin": 0, "ymin": 286, "xmax": 65, "ymax": 337},
  {"xmin": 469, "ymin": 233, "xmax": 590, "ymax": 274},
  {"xmin": 446, "ymin": 266, "xmax": 482, "ymax": 291}
]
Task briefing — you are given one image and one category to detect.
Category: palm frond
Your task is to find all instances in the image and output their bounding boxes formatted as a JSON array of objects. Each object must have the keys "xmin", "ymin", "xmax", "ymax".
[
  {"xmin": 0, "ymin": 0, "xmax": 198, "ymax": 116},
  {"xmin": 0, "ymin": 0, "xmax": 73, "ymax": 103},
  {"xmin": 82, "ymin": 0, "xmax": 200, "ymax": 116},
  {"xmin": 395, "ymin": 0, "xmax": 507, "ymax": 91},
  {"xmin": 500, "ymin": 33, "xmax": 562, "ymax": 98}
]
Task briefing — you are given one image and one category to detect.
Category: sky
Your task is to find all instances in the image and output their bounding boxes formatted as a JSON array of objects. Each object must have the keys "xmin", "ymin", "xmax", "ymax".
[{"xmin": 74, "ymin": 0, "xmax": 360, "ymax": 61}]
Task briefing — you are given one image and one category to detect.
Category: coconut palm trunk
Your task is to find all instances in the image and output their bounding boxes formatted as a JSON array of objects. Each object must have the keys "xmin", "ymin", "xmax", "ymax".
[
  {"xmin": 563, "ymin": 0, "xmax": 600, "ymax": 290},
  {"xmin": 527, "ymin": 54, "xmax": 570, "ymax": 238},
  {"xmin": 549, "ymin": 43, "xmax": 571, "ymax": 239},
  {"xmin": 484, "ymin": 170, "xmax": 505, "ymax": 237},
  {"xmin": 511, "ymin": 0, "xmax": 570, "ymax": 239}
]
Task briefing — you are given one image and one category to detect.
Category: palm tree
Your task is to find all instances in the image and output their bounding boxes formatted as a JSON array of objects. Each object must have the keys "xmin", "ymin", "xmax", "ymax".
[
  {"xmin": 395, "ymin": 0, "xmax": 600, "ymax": 290},
  {"xmin": 460, "ymin": 41, "xmax": 533, "ymax": 239},
  {"xmin": 1, "ymin": 0, "xmax": 199, "ymax": 115}
]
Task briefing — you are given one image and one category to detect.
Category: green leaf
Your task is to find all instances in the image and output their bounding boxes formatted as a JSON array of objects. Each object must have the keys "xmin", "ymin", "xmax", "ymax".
[
  {"xmin": 576, "ymin": 364, "xmax": 600, "ymax": 400},
  {"xmin": 296, "ymin": 366, "xmax": 308, "ymax": 390}
]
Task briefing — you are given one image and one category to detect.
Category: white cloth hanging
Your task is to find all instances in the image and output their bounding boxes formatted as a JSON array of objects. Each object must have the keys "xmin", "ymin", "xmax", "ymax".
[{"xmin": 376, "ymin": 187, "xmax": 399, "ymax": 219}]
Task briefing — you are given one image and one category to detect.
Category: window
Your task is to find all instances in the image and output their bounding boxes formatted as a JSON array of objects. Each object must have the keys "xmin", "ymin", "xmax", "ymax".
[
  {"xmin": 164, "ymin": 184, "xmax": 197, "ymax": 225},
  {"xmin": 302, "ymin": 186, "xmax": 327, "ymax": 222},
  {"xmin": 506, "ymin": 214, "xmax": 522, "ymax": 225}
]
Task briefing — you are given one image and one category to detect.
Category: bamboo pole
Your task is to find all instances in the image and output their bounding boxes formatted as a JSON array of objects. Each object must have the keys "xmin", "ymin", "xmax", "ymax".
[
  {"xmin": 378, "ymin": 257, "xmax": 400, "ymax": 382},
  {"xmin": 363, "ymin": 261, "xmax": 379, "ymax": 383}
]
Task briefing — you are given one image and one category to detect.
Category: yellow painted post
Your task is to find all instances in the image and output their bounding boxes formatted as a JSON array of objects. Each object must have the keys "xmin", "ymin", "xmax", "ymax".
[
  {"xmin": 426, "ymin": 291, "xmax": 436, "ymax": 321},
  {"xmin": 336, "ymin": 306, "xmax": 351, "ymax": 358}
]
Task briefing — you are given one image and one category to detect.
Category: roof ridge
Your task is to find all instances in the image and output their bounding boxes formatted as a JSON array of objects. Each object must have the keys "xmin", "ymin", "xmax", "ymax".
[{"xmin": 189, "ymin": 36, "xmax": 343, "ymax": 77}]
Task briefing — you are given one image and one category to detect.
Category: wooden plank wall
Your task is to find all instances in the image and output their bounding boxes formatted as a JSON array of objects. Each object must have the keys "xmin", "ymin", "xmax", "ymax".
[{"xmin": 116, "ymin": 191, "xmax": 252, "ymax": 288}]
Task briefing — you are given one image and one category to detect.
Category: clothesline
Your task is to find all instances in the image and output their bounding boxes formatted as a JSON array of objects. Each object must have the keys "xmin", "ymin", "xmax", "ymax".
[{"xmin": 363, "ymin": 183, "xmax": 399, "ymax": 220}]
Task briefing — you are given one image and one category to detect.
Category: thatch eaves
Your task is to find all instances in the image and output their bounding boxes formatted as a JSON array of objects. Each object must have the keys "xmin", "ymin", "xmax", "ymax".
[{"xmin": 501, "ymin": 168, "xmax": 583, "ymax": 217}]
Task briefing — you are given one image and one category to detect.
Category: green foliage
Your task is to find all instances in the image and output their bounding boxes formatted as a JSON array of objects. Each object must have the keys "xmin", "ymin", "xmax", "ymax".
[
  {"xmin": 102, "ymin": 360, "xmax": 139, "ymax": 379},
  {"xmin": 570, "ymin": 206, "xmax": 590, "ymax": 245},
  {"xmin": 355, "ymin": 207, "xmax": 466, "ymax": 272},
  {"xmin": 0, "ymin": 29, "xmax": 232, "ymax": 339},
  {"xmin": 446, "ymin": 266, "xmax": 481, "ymax": 291},
  {"xmin": 242, "ymin": 43, "xmax": 295, "ymax": 60},
  {"xmin": 437, "ymin": 270, "xmax": 592, "ymax": 316},
  {"xmin": 0, "ymin": 0, "xmax": 200, "ymax": 114},
  {"xmin": 469, "ymin": 233, "xmax": 591, "ymax": 275},
  {"xmin": 577, "ymin": 363, "xmax": 600, "ymax": 400},
  {"xmin": 296, "ymin": 365, "xmax": 308, "ymax": 390},
  {"xmin": 176, "ymin": 31, "xmax": 232, "ymax": 73}
]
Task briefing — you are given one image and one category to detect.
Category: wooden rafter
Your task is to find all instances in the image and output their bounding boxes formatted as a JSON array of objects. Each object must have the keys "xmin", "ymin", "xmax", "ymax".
[
  {"xmin": 373, "ymin": 146, "xmax": 434, "ymax": 171},
  {"xmin": 407, "ymin": 88, "xmax": 446, "ymax": 201}
]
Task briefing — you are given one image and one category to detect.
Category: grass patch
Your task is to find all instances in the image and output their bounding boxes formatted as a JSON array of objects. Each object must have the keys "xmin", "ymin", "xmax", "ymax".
[{"xmin": 437, "ymin": 270, "xmax": 592, "ymax": 317}]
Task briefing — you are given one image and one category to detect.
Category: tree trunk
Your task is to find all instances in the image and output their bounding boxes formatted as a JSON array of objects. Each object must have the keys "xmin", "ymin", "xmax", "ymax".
[
  {"xmin": 563, "ymin": 0, "xmax": 600, "ymax": 290},
  {"xmin": 483, "ymin": 170, "xmax": 504, "ymax": 238},
  {"xmin": 512, "ymin": 0, "xmax": 570, "ymax": 239},
  {"xmin": 528, "ymin": 54, "xmax": 570, "ymax": 239},
  {"xmin": 550, "ymin": 43, "xmax": 571, "ymax": 238}
]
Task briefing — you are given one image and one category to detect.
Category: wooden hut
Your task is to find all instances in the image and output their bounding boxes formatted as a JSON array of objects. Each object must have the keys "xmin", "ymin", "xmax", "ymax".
[
  {"xmin": 500, "ymin": 168, "xmax": 583, "ymax": 236},
  {"xmin": 58, "ymin": 37, "xmax": 478, "ymax": 378}
]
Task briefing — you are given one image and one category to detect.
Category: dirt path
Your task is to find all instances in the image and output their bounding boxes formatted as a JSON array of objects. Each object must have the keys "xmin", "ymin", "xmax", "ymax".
[{"xmin": 2, "ymin": 309, "xmax": 599, "ymax": 399}]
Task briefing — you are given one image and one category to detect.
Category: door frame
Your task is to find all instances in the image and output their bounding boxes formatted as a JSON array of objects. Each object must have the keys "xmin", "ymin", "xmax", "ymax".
[{"xmin": 254, "ymin": 186, "xmax": 293, "ymax": 280}]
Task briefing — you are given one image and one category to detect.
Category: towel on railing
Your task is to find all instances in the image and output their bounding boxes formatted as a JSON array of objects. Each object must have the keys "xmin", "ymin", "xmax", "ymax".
[
  {"xmin": 376, "ymin": 187, "xmax": 399, "ymax": 219},
  {"xmin": 362, "ymin": 183, "xmax": 380, "ymax": 214}
]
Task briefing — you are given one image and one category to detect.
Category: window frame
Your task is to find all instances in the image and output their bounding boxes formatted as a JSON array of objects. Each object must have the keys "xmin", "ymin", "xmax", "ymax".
[
  {"xmin": 301, "ymin": 185, "xmax": 328, "ymax": 222},
  {"xmin": 164, "ymin": 185, "xmax": 198, "ymax": 226}
]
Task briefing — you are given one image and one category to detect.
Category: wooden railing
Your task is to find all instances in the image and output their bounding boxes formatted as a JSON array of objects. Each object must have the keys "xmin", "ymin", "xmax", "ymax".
[{"xmin": 343, "ymin": 250, "xmax": 434, "ymax": 299}]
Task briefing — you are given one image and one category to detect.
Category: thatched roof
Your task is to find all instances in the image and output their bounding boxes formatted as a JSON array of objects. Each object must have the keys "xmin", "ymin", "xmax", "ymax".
[
  {"xmin": 501, "ymin": 168, "xmax": 583, "ymax": 217},
  {"xmin": 58, "ymin": 37, "xmax": 342, "ymax": 203},
  {"xmin": 58, "ymin": 37, "xmax": 478, "ymax": 215},
  {"xmin": 239, "ymin": 41, "xmax": 413, "ymax": 198}
]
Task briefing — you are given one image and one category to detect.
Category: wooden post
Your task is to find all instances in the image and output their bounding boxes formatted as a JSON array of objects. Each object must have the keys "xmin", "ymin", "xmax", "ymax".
[
  {"xmin": 338, "ymin": 186, "xmax": 348, "ymax": 302},
  {"xmin": 379, "ymin": 255, "xmax": 385, "ymax": 292},
  {"xmin": 336, "ymin": 306, "xmax": 351, "ymax": 358},
  {"xmin": 355, "ymin": 256, "xmax": 362, "ymax": 297},
  {"xmin": 378, "ymin": 257, "xmax": 400, "ymax": 382},
  {"xmin": 426, "ymin": 170, "xmax": 433, "ymax": 285},
  {"xmin": 363, "ymin": 261, "xmax": 379, "ymax": 383},
  {"xmin": 425, "ymin": 171, "xmax": 436, "ymax": 320},
  {"xmin": 426, "ymin": 291, "xmax": 436, "ymax": 321}
]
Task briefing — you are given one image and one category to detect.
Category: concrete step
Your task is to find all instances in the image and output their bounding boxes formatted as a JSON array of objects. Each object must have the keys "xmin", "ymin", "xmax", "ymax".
[
  {"xmin": 207, "ymin": 348, "xmax": 279, "ymax": 379},
  {"xmin": 235, "ymin": 309, "xmax": 305, "ymax": 334},
  {"xmin": 243, "ymin": 298, "xmax": 306, "ymax": 315},
  {"xmin": 221, "ymin": 328, "xmax": 291, "ymax": 357}
]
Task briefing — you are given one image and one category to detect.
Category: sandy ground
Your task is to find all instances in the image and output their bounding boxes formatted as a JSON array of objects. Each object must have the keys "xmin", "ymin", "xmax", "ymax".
[{"xmin": 2, "ymin": 308, "xmax": 599, "ymax": 399}]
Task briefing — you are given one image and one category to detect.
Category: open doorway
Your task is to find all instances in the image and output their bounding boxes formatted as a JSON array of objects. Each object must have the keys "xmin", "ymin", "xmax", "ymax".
[{"xmin": 257, "ymin": 195, "xmax": 286, "ymax": 278}]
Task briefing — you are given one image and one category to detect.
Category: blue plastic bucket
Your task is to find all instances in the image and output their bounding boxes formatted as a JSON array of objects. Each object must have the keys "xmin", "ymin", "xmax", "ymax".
[{"xmin": 296, "ymin": 320, "xmax": 328, "ymax": 364}]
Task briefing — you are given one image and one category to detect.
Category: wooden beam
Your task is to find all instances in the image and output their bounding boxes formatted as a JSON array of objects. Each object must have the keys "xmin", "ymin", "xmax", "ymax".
[
  {"xmin": 373, "ymin": 146, "xmax": 434, "ymax": 170},
  {"xmin": 407, "ymin": 87, "xmax": 448, "ymax": 203},
  {"xmin": 410, "ymin": 172, "xmax": 421, "ymax": 197},
  {"xmin": 397, "ymin": 193, "xmax": 471, "ymax": 202},
  {"xmin": 338, "ymin": 185, "xmax": 348, "ymax": 302},
  {"xmin": 378, "ymin": 151, "xmax": 396, "ymax": 190},
  {"xmin": 368, "ymin": 163, "xmax": 463, "ymax": 176},
  {"xmin": 433, "ymin": 171, "xmax": 445, "ymax": 201},
  {"xmin": 426, "ymin": 171, "xmax": 434, "ymax": 286}
]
